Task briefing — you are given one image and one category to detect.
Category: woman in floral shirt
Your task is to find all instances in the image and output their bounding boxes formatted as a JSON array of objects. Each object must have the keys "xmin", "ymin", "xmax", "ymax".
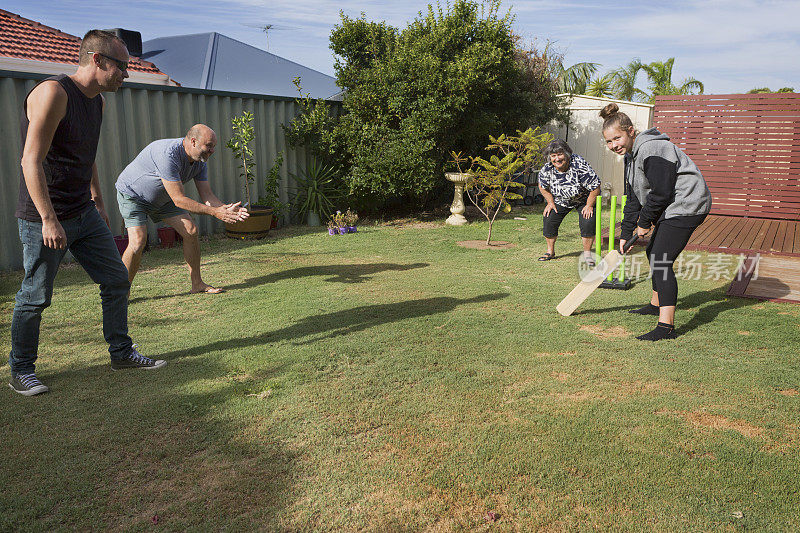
[{"xmin": 537, "ymin": 139, "xmax": 602, "ymax": 264}]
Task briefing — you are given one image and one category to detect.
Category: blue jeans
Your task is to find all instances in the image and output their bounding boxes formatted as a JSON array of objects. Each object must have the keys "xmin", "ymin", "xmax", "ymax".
[{"xmin": 9, "ymin": 205, "xmax": 132, "ymax": 374}]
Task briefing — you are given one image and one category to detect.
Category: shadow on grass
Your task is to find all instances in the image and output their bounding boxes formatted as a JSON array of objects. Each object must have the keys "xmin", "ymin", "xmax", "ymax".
[
  {"xmin": 129, "ymin": 262, "xmax": 430, "ymax": 304},
  {"xmin": 229, "ymin": 262, "xmax": 430, "ymax": 289},
  {"xmin": 575, "ymin": 280, "xmax": 788, "ymax": 335},
  {"xmin": 675, "ymin": 277, "xmax": 790, "ymax": 335},
  {"xmin": 160, "ymin": 292, "xmax": 509, "ymax": 359},
  {"xmin": 1, "ymin": 356, "xmax": 295, "ymax": 529}
]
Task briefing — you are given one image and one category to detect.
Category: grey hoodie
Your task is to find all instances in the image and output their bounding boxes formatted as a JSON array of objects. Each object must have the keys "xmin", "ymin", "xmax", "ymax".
[{"xmin": 620, "ymin": 128, "xmax": 712, "ymax": 241}]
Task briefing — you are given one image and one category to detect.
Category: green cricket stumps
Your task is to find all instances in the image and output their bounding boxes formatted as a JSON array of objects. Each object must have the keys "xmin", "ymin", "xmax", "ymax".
[
  {"xmin": 595, "ymin": 195, "xmax": 601, "ymax": 259},
  {"xmin": 607, "ymin": 195, "xmax": 617, "ymax": 281},
  {"xmin": 619, "ymin": 195, "xmax": 627, "ymax": 282}
]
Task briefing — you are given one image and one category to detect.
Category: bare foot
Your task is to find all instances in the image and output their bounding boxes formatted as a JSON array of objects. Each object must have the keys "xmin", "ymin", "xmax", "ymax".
[{"xmin": 191, "ymin": 284, "xmax": 224, "ymax": 294}]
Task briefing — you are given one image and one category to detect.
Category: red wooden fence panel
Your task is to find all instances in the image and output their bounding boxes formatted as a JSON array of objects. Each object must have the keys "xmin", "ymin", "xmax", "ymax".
[{"xmin": 653, "ymin": 93, "xmax": 800, "ymax": 220}]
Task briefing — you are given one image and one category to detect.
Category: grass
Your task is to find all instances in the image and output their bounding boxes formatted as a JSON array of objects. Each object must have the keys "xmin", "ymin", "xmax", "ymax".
[{"xmin": 1, "ymin": 206, "xmax": 798, "ymax": 531}]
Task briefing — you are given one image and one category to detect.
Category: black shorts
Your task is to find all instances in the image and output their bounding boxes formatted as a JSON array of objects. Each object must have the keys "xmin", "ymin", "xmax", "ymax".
[{"xmin": 542, "ymin": 203, "xmax": 596, "ymax": 239}]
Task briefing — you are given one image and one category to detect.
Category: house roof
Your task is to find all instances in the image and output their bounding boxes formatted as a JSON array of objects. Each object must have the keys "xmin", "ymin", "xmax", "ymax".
[
  {"xmin": 142, "ymin": 32, "xmax": 341, "ymax": 99},
  {"xmin": 0, "ymin": 8, "xmax": 166, "ymax": 76}
]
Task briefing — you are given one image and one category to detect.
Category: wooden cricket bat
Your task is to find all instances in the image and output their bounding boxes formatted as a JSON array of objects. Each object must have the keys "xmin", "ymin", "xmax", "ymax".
[{"xmin": 556, "ymin": 234, "xmax": 639, "ymax": 316}]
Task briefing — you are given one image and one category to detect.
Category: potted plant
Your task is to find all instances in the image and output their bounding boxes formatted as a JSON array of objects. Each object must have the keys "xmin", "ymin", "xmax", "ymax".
[
  {"xmin": 225, "ymin": 111, "xmax": 273, "ymax": 239},
  {"xmin": 290, "ymin": 158, "xmax": 340, "ymax": 226},
  {"xmin": 332, "ymin": 210, "xmax": 347, "ymax": 234},
  {"xmin": 344, "ymin": 208, "xmax": 358, "ymax": 233},
  {"xmin": 327, "ymin": 218, "xmax": 338, "ymax": 235}
]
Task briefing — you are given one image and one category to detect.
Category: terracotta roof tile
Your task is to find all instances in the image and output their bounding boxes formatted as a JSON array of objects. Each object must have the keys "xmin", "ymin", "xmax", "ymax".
[{"xmin": 0, "ymin": 8, "xmax": 166, "ymax": 75}]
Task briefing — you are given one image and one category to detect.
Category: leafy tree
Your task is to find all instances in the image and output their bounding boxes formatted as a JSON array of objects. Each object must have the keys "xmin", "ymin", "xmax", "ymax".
[
  {"xmin": 556, "ymin": 61, "xmax": 600, "ymax": 94},
  {"xmin": 458, "ymin": 127, "xmax": 551, "ymax": 244},
  {"xmin": 284, "ymin": 0, "xmax": 562, "ymax": 211},
  {"xmin": 282, "ymin": 77, "xmax": 343, "ymax": 166},
  {"xmin": 585, "ymin": 74, "xmax": 616, "ymax": 98},
  {"xmin": 748, "ymin": 87, "xmax": 795, "ymax": 93},
  {"xmin": 609, "ymin": 59, "xmax": 647, "ymax": 101},
  {"xmin": 226, "ymin": 112, "xmax": 257, "ymax": 207},
  {"xmin": 639, "ymin": 57, "xmax": 703, "ymax": 102},
  {"xmin": 534, "ymin": 43, "xmax": 599, "ymax": 95},
  {"xmin": 511, "ymin": 37, "xmax": 568, "ymax": 127}
]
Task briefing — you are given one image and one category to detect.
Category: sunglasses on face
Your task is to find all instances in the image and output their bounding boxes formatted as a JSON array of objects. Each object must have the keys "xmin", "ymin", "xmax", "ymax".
[{"xmin": 87, "ymin": 51, "xmax": 129, "ymax": 72}]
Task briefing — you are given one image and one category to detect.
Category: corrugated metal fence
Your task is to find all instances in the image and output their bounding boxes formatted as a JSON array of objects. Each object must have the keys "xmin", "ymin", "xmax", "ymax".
[{"xmin": 0, "ymin": 69, "xmax": 336, "ymax": 271}]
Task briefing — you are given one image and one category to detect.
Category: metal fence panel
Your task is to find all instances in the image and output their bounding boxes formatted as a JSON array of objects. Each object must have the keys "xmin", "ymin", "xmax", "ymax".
[{"xmin": 0, "ymin": 70, "xmax": 332, "ymax": 271}]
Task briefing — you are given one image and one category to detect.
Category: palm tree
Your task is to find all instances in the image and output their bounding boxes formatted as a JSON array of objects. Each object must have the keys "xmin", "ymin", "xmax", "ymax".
[
  {"xmin": 556, "ymin": 61, "xmax": 600, "ymax": 94},
  {"xmin": 640, "ymin": 58, "xmax": 704, "ymax": 103},
  {"xmin": 585, "ymin": 74, "xmax": 615, "ymax": 98},
  {"xmin": 610, "ymin": 59, "xmax": 647, "ymax": 101},
  {"xmin": 537, "ymin": 42, "xmax": 600, "ymax": 95}
]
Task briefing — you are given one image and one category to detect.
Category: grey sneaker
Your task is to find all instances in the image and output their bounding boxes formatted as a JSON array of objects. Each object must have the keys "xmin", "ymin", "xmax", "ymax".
[
  {"xmin": 9, "ymin": 373, "xmax": 49, "ymax": 396},
  {"xmin": 111, "ymin": 345, "xmax": 166, "ymax": 371}
]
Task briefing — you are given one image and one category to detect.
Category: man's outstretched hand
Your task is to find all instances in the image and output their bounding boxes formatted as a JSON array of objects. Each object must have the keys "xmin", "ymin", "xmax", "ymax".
[{"xmin": 215, "ymin": 202, "xmax": 250, "ymax": 224}]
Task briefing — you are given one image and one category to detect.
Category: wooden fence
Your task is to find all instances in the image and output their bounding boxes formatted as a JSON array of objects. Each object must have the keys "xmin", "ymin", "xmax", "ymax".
[{"xmin": 653, "ymin": 93, "xmax": 800, "ymax": 220}]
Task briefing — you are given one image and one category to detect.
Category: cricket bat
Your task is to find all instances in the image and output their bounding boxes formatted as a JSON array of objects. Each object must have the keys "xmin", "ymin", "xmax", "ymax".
[{"xmin": 556, "ymin": 234, "xmax": 639, "ymax": 317}]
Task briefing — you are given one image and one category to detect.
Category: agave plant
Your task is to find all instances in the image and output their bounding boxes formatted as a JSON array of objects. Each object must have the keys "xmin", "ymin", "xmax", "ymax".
[{"xmin": 290, "ymin": 159, "xmax": 341, "ymax": 224}]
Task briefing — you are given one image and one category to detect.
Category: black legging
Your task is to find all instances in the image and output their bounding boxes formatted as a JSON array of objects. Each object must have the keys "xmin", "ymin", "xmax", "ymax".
[{"xmin": 646, "ymin": 215, "xmax": 707, "ymax": 307}]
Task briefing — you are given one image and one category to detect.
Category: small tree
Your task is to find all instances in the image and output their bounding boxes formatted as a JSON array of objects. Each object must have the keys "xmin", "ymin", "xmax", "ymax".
[
  {"xmin": 226, "ymin": 111, "xmax": 256, "ymax": 207},
  {"xmin": 257, "ymin": 151, "xmax": 289, "ymax": 220},
  {"xmin": 460, "ymin": 127, "xmax": 551, "ymax": 245}
]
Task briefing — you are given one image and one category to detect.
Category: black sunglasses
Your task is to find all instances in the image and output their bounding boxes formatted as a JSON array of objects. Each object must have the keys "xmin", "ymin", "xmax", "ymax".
[{"xmin": 87, "ymin": 51, "xmax": 128, "ymax": 72}]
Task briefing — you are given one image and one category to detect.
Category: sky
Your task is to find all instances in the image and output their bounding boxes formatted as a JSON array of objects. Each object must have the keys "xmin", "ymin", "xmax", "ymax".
[{"xmin": 5, "ymin": 0, "xmax": 799, "ymax": 94}]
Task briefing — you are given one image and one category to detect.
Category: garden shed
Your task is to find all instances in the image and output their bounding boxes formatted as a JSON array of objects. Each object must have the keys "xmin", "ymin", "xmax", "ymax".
[{"xmin": 544, "ymin": 95, "xmax": 653, "ymax": 199}]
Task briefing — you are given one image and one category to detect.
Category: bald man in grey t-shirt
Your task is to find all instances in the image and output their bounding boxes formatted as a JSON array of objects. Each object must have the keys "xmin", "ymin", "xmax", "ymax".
[{"xmin": 115, "ymin": 124, "xmax": 248, "ymax": 294}]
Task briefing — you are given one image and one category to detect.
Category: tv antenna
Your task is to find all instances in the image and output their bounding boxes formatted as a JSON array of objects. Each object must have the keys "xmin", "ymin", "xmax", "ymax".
[{"xmin": 241, "ymin": 22, "xmax": 293, "ymax": 51}]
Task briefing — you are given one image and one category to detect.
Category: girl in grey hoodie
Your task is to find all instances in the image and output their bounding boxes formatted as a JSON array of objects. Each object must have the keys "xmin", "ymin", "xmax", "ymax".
[{"xmin": 600, "ymin": 103, "xmax": 712, "ymax": 341}]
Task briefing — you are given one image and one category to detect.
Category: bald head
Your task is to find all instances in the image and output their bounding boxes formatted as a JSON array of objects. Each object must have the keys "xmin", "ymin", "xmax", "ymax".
[
  {"xmin": 183, "ymin": 124, "xmax": 217, "ymax": 163},
  {"xmin": 186, "ymin": 124, "xmax": 215, "ymax": 143}
]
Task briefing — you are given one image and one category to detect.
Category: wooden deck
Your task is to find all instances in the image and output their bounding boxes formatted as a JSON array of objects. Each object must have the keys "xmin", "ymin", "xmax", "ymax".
[
  {"xmin": 603, "ymin": 215, "xmax": 800, "ymax": 257},
  {"xmin": 686, "ymin": 215, "xmax": 800, "ymax": 257},
  {"xmin": 728, "ymin": 254, "xmax": 800, "ymax": 303}
]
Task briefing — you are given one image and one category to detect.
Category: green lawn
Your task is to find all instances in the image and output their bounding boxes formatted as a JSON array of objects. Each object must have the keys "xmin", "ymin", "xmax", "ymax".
[{"xmin": 1, "ymin": 207, "xmax": 798, "ymax": 531}]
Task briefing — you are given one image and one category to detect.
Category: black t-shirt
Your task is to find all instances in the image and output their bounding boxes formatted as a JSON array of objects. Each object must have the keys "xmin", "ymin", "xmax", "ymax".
[{"xmin": 16, "ymin": 74, "xmax": 103, "ymax": 222}]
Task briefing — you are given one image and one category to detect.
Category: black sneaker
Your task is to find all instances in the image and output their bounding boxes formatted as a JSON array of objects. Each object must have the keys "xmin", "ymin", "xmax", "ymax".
[
  {"xmin": 111, "ymin": 345, "xmax": 166, "ymax": 371},
  {"xmin": 9, "ymin": 372, "xmax": 49, "ymax": 396}
]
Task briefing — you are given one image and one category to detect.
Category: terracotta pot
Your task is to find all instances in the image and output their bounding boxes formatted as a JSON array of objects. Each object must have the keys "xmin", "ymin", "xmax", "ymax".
[{"xmin": 225, "ymin": 206, "xmax": 273, "ymax": 239}]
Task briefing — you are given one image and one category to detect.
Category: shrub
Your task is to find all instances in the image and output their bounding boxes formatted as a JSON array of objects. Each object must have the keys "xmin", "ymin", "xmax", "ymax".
[{"xmin": 284, "ymin": 0, "xmax": 562, "ymax": 212}]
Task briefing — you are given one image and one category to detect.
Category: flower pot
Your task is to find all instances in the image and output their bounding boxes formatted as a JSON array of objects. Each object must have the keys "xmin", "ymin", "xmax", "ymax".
[
  {"xmin": 114, "ymin": 235, "xmax": 129, "ymax": 255},
  {"xmin": 347, "ymin": 226, "xmax": 357, "ymax": 233},
  {"xmin": 338, "ymin": 227, "xmax": 347, "ymax": 235},
  {"xmin": 157, "ymin": 227, "xmax": 177, "ymax": 248},
  {"xmin": 328, "ymin": 228, "xmax": 338, "ymax": 235},
  {"xmin": 307, "ymin": 211, "xmax": 321, "ymax": 227},
  {"xmin": 225, "ymin": 205, "xmax": 273, "ymax": 239}
]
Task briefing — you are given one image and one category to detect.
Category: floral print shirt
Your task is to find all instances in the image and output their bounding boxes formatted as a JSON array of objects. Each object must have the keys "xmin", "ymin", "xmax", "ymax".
[{"xmin": 537, "ymin": 154, "xmax": 601, "ymax": 208}]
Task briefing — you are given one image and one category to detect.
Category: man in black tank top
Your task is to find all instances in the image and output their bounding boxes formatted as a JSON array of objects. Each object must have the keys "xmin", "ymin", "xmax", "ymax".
[{"xmin": 8, "ymin": 30, "xmax": 166, "ymax": 397}]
